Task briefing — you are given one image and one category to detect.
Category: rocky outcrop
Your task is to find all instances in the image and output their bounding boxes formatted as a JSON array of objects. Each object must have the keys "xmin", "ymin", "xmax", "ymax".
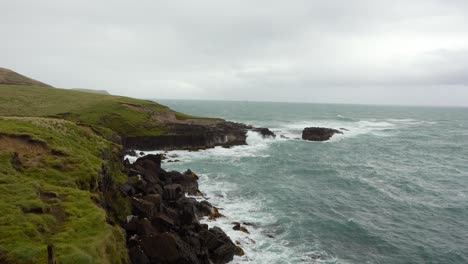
[
  {"xmin": 251, "ymin": 127, "xmax": 276, "ymax": 138},
  {"xmin": 302, "ymin": 127, "xmax": 343, "ymax": 141},
  {"xmin": 122, "ymin": 122, "xmax": 252, "ymax": 151},
  {"xmin": 122, "ymin": 154, "xmax": 244, "ymax": 264}
]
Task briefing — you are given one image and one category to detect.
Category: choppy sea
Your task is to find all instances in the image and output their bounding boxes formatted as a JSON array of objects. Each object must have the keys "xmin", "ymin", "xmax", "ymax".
[{"xmin": 127, "ymin": 100, "xmax": 468, "ymax": 264}]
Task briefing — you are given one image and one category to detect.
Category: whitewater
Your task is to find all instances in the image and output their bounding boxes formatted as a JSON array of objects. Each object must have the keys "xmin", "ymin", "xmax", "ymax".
[{"xmin": 127, "ymin": 100, "xmax": 468, "ymax": 264}]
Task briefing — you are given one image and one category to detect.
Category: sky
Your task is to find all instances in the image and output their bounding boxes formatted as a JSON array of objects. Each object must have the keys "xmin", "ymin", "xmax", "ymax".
[{"xmin": 1, "ymin": 0, "xmax": 468, "ymax": 106}]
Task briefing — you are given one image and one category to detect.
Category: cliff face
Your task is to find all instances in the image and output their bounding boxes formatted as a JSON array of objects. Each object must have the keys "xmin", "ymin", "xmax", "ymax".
[
  {"xmin": 122, "ymin": 122, "xmax": 251, "ymax": 150},
  {"xmin": 0, "ymin": 69, "xmax": 253, "ymax": 263}
]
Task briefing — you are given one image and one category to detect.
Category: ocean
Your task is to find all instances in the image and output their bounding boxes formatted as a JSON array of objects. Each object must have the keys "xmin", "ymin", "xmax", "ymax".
[{"xmin": 131, "ymin": 100, "xmax": 468, "ymax": 264}]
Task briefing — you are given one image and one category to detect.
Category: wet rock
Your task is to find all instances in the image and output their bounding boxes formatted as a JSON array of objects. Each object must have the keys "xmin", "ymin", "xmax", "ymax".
[
  {"xmin": 126, "ymin": 149, "xmax": 138, "ymax": 157},
  {"xmin": 200, "ymin": 227, "xmax": 243, "ymax": 263},
  {"xmin": 302, "ymin": 127, "xmax": 343, "ymax": 141},
  {"xmin": 251, "ymin": 127, "xmax": 276, "ymax": 138},
  {"xmin": 232, "ymin": 223, "xmax": 250, "ymax": 234},
  {"xmin": 122, "ymin": 121, "xmax": 251, "ymax": 151}
]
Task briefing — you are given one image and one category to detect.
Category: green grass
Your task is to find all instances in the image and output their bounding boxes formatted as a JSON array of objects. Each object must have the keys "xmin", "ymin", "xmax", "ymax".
[
  {"xmin": 0, "ymin": 84, "xmax": 208, "ymax": 137},
  {"xmin": 0, "ymin": 117, "xmax": 130, "ymax": 263}
]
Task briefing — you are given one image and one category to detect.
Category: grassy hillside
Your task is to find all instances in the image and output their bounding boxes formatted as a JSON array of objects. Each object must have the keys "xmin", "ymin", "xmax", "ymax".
[
  {"xmin": 0, "ymin": 68, "xmax": 51, "ymax": 87},
  {"xmin": 0, "ymin": 117, "xmax": 129, "ymax": 263},
  {"xmin": 0, "ymin": 84, "xmax": 208, "ymax": 137},
  {"xmin": 0, "ymin": 71, "xmax": 221, "ymax": 263}
]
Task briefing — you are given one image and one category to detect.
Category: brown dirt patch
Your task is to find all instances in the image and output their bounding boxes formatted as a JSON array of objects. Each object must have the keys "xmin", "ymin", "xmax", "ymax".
[{"xmin": 0, "ymin": 134, "xmax": 50, "ymax": 167}]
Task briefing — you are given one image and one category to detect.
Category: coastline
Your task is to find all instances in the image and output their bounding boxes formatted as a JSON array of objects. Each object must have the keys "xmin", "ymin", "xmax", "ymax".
[{"xmin": 120, "ymin": 152, "xmax": 246, "ymax": 263}]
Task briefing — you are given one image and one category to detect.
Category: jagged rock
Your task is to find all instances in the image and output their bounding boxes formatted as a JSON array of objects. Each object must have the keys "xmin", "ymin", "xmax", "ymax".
[
  {"xmin": 142, "ymin": 194, "xmax": 162, "ymax": 213},
  {"xmin": 151, "ymin": 212, "xmax": 176, "ymax": 231},
  {"xmin": 141, "ymin": 233, "xmax": 199, "ymax": 263},
  {"xmin": 197, "ymin": 201, "xmax": 214, "ymax": 218},
  {"xmin": 302, "ymin": 127, "xmax": 343, "ymax": 141},
  {"xmin": 131, "ymin": 197, "xmax": 155, "ymax": 218},
  {"xmin": 122, "ymin": 121, "xmax": 252, "ymax": 151},
  {"xmin": 126, "ymin": 149, "xmax": 137, "ymax": 157},
  {"xmin": 124, "ymin": 215, "xmax": 139, "ymax": 233},
  {"xmin": 200, "ymin": 227, "xmax": 243, "ymax": 264},
  {"xmin": 251, "ymin": 127, "xmax": 276, "ymax": 138},
  {"xmin": 120, "ymin": 183, "xmax": 136, "ymax": 196},
  {"xmin": 232, "ymin": 223, "xmax": 250, "ymax": 234},
  {"xmin": 136, "ymin": 218, "xmax": 159, "ymax": 237},
  {"xmin": 164, "ymin": 184, "xmax": 183, "ymax": 201},
  {"xmin": 176, "ymin": 197, "xmax": 199, "ymax": 225},
  {"xmin": 129, "ymin": 246, "xmax": 150, "ymax": 264}
]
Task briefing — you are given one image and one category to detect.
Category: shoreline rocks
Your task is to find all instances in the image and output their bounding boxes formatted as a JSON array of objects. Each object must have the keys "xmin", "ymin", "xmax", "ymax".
[
  {"xmin": 121, "ymin": 154, "xmax": 243, "ymax": 264},
  {"xmin": 250, "ymin": 127, "xmax": 276, "ymax": 138},
  {"xmin": 302, "ymin": 127, "xmax": 343, "ymax": 141},
  {"xmin": 122, "ymin": 122, "xmax": 252, "ymax": 151}
]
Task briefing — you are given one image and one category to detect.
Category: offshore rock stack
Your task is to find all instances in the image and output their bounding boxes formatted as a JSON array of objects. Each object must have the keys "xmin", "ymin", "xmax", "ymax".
[{"xmin": 121, "ymin": 154, "xmax": 244, "ymax": 264}]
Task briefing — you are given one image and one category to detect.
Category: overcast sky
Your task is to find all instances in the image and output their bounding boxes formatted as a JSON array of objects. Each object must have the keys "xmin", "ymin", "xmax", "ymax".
[{"xmin": 1, "ymin": 0, "xmax": 468, "ymax": 106}]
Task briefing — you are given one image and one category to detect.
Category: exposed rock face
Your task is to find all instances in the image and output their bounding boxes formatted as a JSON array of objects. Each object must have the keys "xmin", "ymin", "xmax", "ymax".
[
  {"xmin": 122, "ymin": 154, "xmax": 243, "ymax": 264},
  {"xmin": 302, "ymin": 127, "xmax": 343, "ymax": 141},
  {"xmin": 251, "ymin": 127, "xmax": 276, "ymax": 138},
  {"xmin": 122, "ymin": 122, "xmax": 252, "ymax": 151}
]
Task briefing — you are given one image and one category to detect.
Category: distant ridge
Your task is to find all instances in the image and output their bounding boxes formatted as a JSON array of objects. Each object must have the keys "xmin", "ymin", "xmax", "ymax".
[
  {"xmin": 0, "ymin": 67, "xmax": 52, "ymax": 87},
  {"xmin": 72, "ymin": 88, "xmax": 110, "ymax": 95}
]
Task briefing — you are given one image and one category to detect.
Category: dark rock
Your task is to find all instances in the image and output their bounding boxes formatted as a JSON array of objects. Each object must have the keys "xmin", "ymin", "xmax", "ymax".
[
  {"xmin": 127, "ymin": 234, "xmax": 140, "ymax": 248},
  {"xmin": 124, "ymin": 215, "xmax": 139, "ymax": 233},
  {"xmin": 280, "ymin": 135, "xmax": 289, "ymax": 139},
  {"xmin": 251, "ymin": 127, "xmax": 276, "ymax": 138},
  {"xmin": 126, "ymin": 149, "xmax": 138, "ymax": 157},
  {"xmin": 232, "ymin": 223, "xmax": 250, "ymax": 234},
  {"xmin": 197, "ymin": 201, "xmax": 214, "ymax": 217},
  {"xmin": 151, "ymin": 213, "xmax": 176, "ymax": 231},
  {"xmin": 136, "ymin": 218, "xmax": 159, "ymax": 237},
  {"xmin": 200, "ymin": 227, "xmax": 243, "ymax": 263},
  {"xmin": 301, "ymin": 127, "xmax": 343, "ymax": 141},
  {"xmin": 142, "ymin": 194, "xmax": 162, "ymax": 213},
  {"xmin": 122, "ymin": 121, "xmax": 251, "ymax": 151},
  {"xmin": 176, "ymin": 197, "xmax": 199, "ymax": 225},
  {"xmin": 141, "ymin": 233, "xmax": 199, "ymax": 263},
  {"xmin": 131, "ymin": 197, "xmax": 155, "ymax": 218},
  {"xmin": 120, "ymin": 183, "xmax": 136, "ymax": 196},
  {"xmin": 129, "ymin": 246, "xmax": 150, "ymax": 264},
  {"xmin": 140, "ymin": 151, "xmax": 145, "ymax": 156},
  {"xmin": 164, "ymin": 184, "xmax": 183, "ymax": 201}
]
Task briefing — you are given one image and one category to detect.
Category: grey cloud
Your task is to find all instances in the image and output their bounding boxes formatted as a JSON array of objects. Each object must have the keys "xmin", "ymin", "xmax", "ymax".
[{"xmin": 1, "ymin": 0, "xmax": 468, "ymax": 106}]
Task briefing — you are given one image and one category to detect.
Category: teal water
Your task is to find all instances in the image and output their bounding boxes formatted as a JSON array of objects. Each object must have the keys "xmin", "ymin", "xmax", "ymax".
[{"xmin": 145, "ymin": 100, "xmax": 468, "ymax": 263}]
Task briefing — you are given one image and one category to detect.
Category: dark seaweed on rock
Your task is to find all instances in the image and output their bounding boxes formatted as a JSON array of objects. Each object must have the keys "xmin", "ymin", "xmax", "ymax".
[{"xmin": 121, "ymin": 154, "xmax": 244, "ymax": 264}]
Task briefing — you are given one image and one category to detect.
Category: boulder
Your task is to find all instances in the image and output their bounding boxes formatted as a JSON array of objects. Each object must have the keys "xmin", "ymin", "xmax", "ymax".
[
  {"xmin": 131, "ymin": 197, "xmax": 155, "ymax": 218},
  {"xmin": 140, "ymin": 232, "xmax": 199, "ymax": 264},
  {"xmin": 200, "ymin": 227, "xmax": 243, "ymax": 264},
  {"xmin": 164, "ymin": 184, "xmax": 183, "ymax": 201},
  {"xmin": 251, "ymin": 127, "xmax": 276, "ymax": 138},
  {"xmin": 301, "ymin": 127, "xmax": 343, "ymax": 141},
  {"xmin": 129, "ymin": 246, "xmax": 150, "ymax": 264}
]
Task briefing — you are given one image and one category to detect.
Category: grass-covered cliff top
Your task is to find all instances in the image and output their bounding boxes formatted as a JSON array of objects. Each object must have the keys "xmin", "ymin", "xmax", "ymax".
[
  {"xmin": 0, "ymin": 84, "xmax": 218, "ymax": 137},
  {"xmin": 0, "ymin": 117, "xmax": 129, "ymax": 263}
]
